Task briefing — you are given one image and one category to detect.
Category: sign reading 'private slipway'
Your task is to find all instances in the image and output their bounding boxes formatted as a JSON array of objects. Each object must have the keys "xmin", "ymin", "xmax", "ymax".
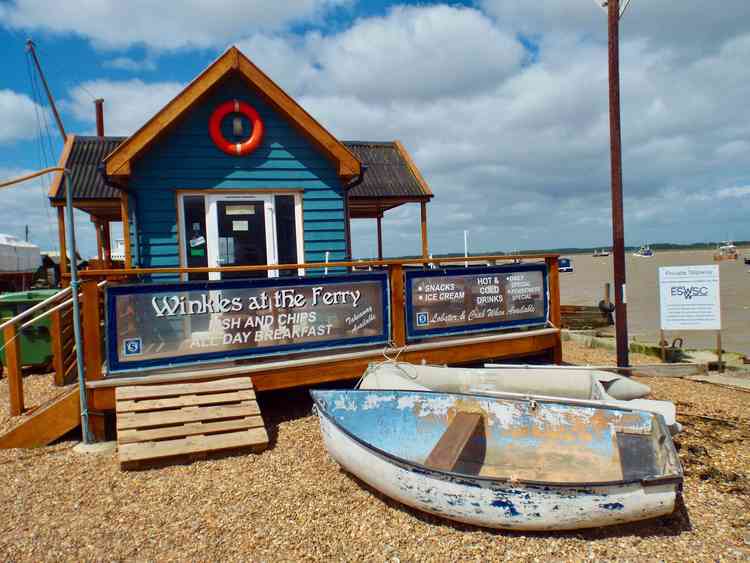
[
  {"xmin": 106, "ymin": 272, "xmax": 389, "ymax": 372},
  {"xmin": 404, "ymin": 264, "xmax": 548, "ymax": 340},
  {"xmin": 659, "ymin": 265, "xmax": 721, "ymax": 331}
]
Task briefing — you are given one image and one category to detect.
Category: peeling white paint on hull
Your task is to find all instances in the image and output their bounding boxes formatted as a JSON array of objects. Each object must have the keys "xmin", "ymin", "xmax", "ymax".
[{"xmin": 317, "ymin": 411, "xmax": 679, "ymax": 531}]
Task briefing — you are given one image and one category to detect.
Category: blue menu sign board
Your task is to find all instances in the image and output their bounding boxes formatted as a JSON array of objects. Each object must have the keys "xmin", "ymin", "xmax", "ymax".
[
  {"xmin": 106, "ymin": 272, "xmax": 390, "ymax": 373},
  {"xmin": 405, "ymin": 264, "xmax": 548, "ymax": 340}
]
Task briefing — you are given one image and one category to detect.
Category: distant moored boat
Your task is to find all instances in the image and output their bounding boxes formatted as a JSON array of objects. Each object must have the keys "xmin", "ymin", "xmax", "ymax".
[
  {"xmin": 633, "ymin": 245, "xmax": 654, "ymax": 258},
  {"xmin": 714, "ymin": 241, "xmax": 739, "ymax": 261}
]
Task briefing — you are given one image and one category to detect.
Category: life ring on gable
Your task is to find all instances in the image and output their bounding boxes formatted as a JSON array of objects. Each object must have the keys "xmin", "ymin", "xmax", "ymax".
[{"xmin": 209, "ymin": 99, "xmax": 264, "ymax": 156}]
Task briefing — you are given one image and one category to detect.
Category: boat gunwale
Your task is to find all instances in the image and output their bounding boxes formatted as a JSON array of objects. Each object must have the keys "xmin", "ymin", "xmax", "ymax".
[{"xmin": 311, "ymin": 388, "xmax": 684, "ymax": 489}]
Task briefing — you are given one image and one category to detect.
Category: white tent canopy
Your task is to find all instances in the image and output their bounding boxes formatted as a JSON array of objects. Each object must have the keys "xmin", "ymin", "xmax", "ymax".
[{"xmin": 0, "ymin": 234, "xmax": 41, "ymax": 273}]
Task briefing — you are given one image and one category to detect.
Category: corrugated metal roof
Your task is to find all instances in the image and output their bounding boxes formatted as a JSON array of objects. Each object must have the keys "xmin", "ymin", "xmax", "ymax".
[
  {"xmin": 343, "ymin": 141, "xmax": 432, "ymax": 199},
  {"xmin": 52, "ymin": 137, "xmax": 432, "ymax": 201},
  {"xmin": 50, "ymin": 136, "xmax": 125, "ymax": 201}
]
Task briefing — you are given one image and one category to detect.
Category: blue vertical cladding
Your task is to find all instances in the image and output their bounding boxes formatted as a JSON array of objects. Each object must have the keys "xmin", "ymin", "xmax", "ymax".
[{"xmin": 129, "ymin": 74, "xmax": 347, "ymax": 274}]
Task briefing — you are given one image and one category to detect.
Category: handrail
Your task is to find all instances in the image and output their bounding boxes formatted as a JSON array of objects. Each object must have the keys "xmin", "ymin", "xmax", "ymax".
[
  {"xmin": 0, "ymin": 286, "xmax": 72, "ymax": 333},
  {"xmin": 19, "ymin": 281, "xmax": 108, "ymax": 330},
  {"xmin": 78, "ymin": 253, "xmax": 559, "ymax": 278}
]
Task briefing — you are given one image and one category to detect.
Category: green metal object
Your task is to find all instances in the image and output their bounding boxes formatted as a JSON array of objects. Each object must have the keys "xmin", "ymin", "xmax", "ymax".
[{"xmin": 0, "ymin": 289, "xmax": 60, "ymax": 373}]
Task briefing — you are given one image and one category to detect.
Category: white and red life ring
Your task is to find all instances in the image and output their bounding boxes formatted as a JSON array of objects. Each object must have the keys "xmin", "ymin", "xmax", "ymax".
[{"xmin": 208, "ymin": 99, "xmax": 264, "ymax": 156}]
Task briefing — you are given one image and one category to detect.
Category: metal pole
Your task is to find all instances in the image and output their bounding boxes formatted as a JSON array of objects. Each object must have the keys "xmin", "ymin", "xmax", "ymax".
[
  {"xmin": 64, "ymin": 172, "xmax": 93, "ymax": 443},
  {"xmin": 26, "ymin": 40, "xmax": 67, "ymax": 140},
  {"xmin": 608, "ymin": 0, "xmax": 629, "ymax": 368}
]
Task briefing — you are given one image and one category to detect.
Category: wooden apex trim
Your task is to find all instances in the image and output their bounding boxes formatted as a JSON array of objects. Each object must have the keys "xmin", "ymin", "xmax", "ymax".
[
  {"xmin": 48, "ymin": 134, "xmax": 76, "ymax": 199},
  {"xmin": 104, "ymin": 45, "xmax": 361, "ymax": 180},
  {"xmin": 394, "ymin": 140, "xmax": 434, "ymax": 198},
  {"xmin": 105, "ymin": 50, "xmax": 236, "ymax": 176}
]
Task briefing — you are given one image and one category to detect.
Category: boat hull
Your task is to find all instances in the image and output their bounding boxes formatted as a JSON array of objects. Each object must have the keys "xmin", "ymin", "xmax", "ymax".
[{"xmin": 317, "ymin": 409, "xmax": 679, "ymax": 531}]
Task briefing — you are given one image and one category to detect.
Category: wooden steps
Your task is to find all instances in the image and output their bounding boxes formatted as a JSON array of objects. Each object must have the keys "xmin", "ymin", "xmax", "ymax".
[
  {"xmin": 115, "ymin": 377, "xmax": 268, "ymax": 469},
  {"xmin": 0, "ymin": 387, "xmax": 80, "ymax": 449}
]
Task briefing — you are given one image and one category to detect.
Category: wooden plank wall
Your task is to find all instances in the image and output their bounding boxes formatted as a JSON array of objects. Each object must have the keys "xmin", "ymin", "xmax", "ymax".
[{"xmin": 129, "ymin": 75, "xmax": 347, "ymax": 276}]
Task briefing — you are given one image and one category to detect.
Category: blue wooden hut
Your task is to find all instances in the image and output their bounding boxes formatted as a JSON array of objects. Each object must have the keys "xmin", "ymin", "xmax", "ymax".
[{"xmin": 48, "ymin": 46, "xmax": 433, "ymax": 279}]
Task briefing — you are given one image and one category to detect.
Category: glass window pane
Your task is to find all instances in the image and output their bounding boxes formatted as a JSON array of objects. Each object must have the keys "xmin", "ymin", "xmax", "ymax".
[
  {"xmin": 275, "ymin": 195, "xmax": 298, "ymax": 277},
  {"xmin": 183, "ymin": 196, "xmax": 208, "ymax": 281}
]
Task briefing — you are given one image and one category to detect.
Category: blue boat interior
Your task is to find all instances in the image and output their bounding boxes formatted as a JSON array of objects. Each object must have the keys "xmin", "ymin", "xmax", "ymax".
[{"xmin": 312, "ymin": 389, "xmax": 682, "ymax": 485}]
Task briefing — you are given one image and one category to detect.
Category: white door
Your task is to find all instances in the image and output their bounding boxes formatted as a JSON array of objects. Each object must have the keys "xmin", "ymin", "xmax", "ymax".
[{"xmin": 205, "ymin": 193, "xmax": 277, "ymax": 280}]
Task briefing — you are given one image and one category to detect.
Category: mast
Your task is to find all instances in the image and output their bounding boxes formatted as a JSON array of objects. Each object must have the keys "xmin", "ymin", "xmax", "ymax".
[{"xmin": 25, "ymin": 39, "xmax": 67, "ymax": 140}]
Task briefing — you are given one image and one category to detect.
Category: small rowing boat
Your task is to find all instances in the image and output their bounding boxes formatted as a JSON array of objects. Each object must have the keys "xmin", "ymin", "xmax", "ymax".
[
  {"xmin": 357, "ymin": 362, "xmax": 680, "ymax": 434},
  {"xmin": 312, "ymin": 389, "xmax": 683, "ymax": 531}
]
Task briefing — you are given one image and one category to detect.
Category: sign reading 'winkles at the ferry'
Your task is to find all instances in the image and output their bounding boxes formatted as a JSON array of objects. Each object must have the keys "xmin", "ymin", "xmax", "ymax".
[
  {"xmin": 404, "ymin": 264, "xmax": 548, "ymax": 340},
  {"xmin": 106, "ymin": 272, "xmax": 389, "ymax": 373}
]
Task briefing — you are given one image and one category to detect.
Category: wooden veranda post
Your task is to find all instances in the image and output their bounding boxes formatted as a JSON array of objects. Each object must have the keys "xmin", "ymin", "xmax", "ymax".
[
  {"xmin": 120, "ymin": 193, "xmax": 132, "ymax": 268},
  {"xmin": 94, "ymin": 219, "xmax": 104, "ymax": 262},
  {"xmin": 102, "ymin": 220, "xmax": 112, "ymax": 266},
  {"xmin": 420, "ymin": 201, "xmax": 429, "ymax": 261},
  {"xmin": 3, "ymin": 324, "xmax": 24, "ymax": 415},
  {"xmin": 376, "ymin": 214, "xmax": 384, "ymax": 260},
  {"xmin": 389, "ymin": 265, "xmax": 406, "ymax": 347},
  {"xmin": 57, "ymin": 206, "xmax": 68, "ymax": 282}
]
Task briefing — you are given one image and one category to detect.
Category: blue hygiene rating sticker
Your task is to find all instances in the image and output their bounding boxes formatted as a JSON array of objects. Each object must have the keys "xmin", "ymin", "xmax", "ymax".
[
  {"xmin": 123, "ymin": 337, "xmax": 142, "ymax": 357},
  {"xmin": 416, "ymin": 312, "xmax": 429, "ymax": 327}
]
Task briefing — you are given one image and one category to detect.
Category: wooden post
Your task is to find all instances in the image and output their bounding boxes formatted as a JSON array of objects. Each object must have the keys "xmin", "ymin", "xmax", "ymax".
[
  {"xmin": 376, "ymin": 214, "xmax": 383, "ymax": 260},
  {"xmin": 102, "ymin": 220, "xmax": 112, "ymax": 267},
  {"xmin": 50, "ymin": 309, "xmax": 65, "ymax": 386},
  {"xmin": 120, "ymin": 193, "xmax": 132, "ymax": 268},
  {"xmin": 420, "ymin": 201, "xmax": 429, "ymax": 261},
  {"xmin": 57, "ymin": 206, "xmax": 68, "ymax": 283},
  {"xmin": 546, "ymin": 257, "xmax": 561, "ymax": 328},
  {"xmin": 546, "ymin": 256, "xmax": 562, "ymax": 364},
  {"xmin": 82, "ymin": 279, "xmax": 106, "ymax": 440},
  {"xmin": 604, "ymin": 282, "xmax": 611, "ymax": 306},
  {"xmin": 389, "ymin": 265, "xmax": 406, "ymax": 347},
  {"xmin": 717, "ymin": 331, "xmax": 723, "ymax": 373},
  {"xmin": 82, "ymin": 279, "xmax": 103, "ymax": 383},
  {"xmin": 93, "ymin": 219, "xmax": 104, "ymax": 263},
  {"xmin": 3, "ymin": 324, "xmax": 24, "ymax": 416}
]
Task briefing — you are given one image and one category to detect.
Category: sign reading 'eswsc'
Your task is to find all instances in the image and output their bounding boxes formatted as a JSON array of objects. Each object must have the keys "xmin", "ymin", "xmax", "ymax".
[
  {"xmin": 658, "ymin": 265, "xmax": 721, "ymax": 331},
  {"xmin": 106, "ymin": 272, "xmax": 389, "ymax": 372}
]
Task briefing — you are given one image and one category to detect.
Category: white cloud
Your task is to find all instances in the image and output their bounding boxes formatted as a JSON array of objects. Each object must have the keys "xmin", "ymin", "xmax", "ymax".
[
  {"xmin": 63, "ymin": 79, "xmax": 184, "ymax": 135},
  {"xmin": 0, "ymin": 89, "xmax": 48, "ymax": 144},
  {"xmin": 0, "ymin": 167, "xmax": 96, "ymax": 257},
  {"xmin": 47, "ymin": 3, "xmax": 750, "ymax": 256},
  {"xmin": 0, "ymin": 0, "xmax": 351, "ymax": 51},
  {"xmin": 103, "ymin": 56, "xmax": 157, "ymax": 72},
  {"xmin": 238, "ymin": 5, "xmax": 524, "ymax": 102}
]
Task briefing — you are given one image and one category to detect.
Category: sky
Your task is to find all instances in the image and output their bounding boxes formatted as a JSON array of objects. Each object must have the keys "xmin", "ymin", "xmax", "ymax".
[{"xmin": 0, "ymin": 0, "xmax": 748, "ymax": 259}]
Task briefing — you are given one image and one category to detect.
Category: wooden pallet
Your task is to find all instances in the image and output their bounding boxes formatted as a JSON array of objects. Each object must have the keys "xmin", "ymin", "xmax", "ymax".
[{"xmin": 115, "ymin": 377, "xmax": 268, "ymax": 469}]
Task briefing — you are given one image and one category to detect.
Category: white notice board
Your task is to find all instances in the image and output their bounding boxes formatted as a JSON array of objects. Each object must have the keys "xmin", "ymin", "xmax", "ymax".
[{"xmin": 658, "ymin": 265, "xmax": 721, "ymax": 330}]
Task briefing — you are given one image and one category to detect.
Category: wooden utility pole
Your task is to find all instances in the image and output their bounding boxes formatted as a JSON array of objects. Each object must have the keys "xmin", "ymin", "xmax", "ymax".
[{"xmin": 607, "ymin": 0, "xmax": 629, "ymax": 368}]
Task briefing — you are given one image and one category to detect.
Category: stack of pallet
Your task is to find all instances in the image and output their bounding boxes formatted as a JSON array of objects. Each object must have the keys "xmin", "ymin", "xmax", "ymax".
[{"xmin": 115, "ymin": 377, "xmax": 268, "ymax": 469}]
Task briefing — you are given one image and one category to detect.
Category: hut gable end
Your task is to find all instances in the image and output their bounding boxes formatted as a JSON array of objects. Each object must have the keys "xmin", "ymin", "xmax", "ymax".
[{"xmin": 128, "ymin": 74, "xmax": 347, "ymax": 269}]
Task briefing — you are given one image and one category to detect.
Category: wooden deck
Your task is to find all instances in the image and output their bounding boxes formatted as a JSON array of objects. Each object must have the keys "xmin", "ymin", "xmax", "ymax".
[{"xmin": 115, "ymin": 377, "xmax": 268, "ymax": 469}]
